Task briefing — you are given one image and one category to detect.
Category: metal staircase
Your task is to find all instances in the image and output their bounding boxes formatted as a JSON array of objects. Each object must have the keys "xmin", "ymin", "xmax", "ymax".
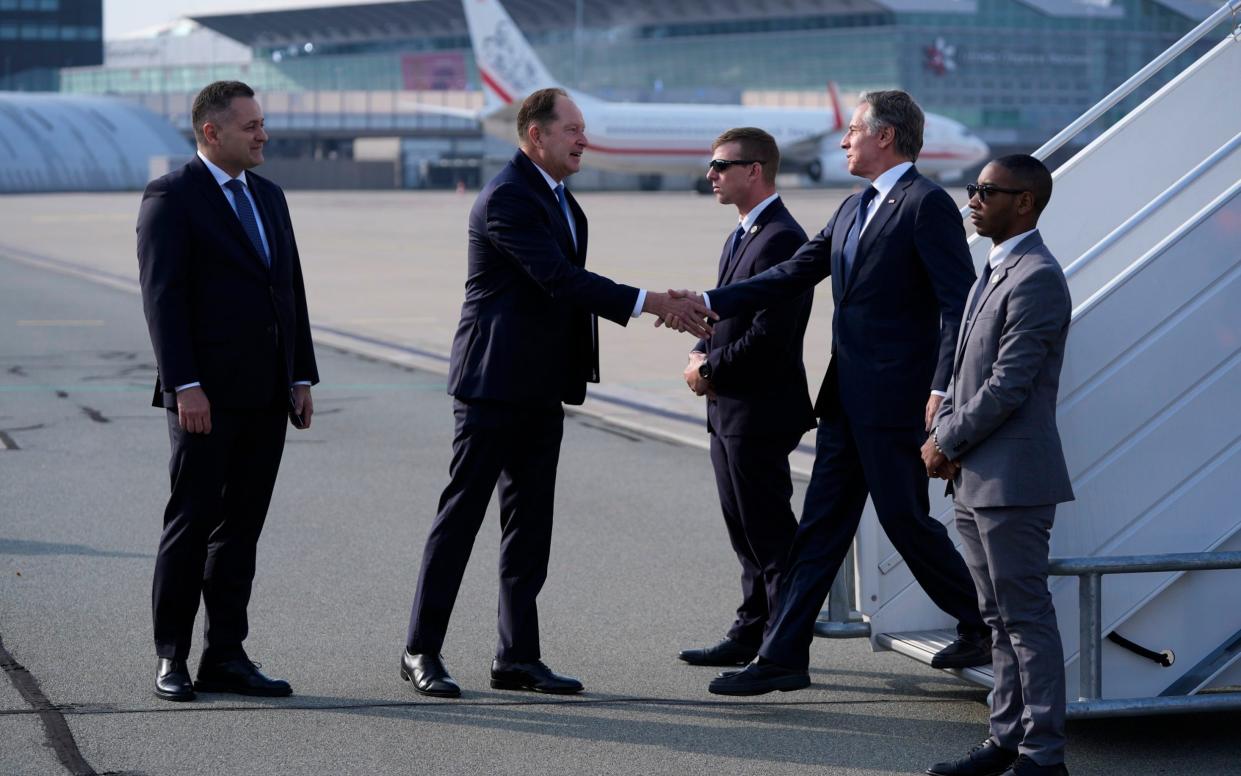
[{"xmin": 819, "ymin": 2, "xmax": 1241, "ymax": 717}]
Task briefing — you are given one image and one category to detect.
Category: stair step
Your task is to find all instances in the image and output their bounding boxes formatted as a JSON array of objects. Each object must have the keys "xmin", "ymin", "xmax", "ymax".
[{"xmin": 876, "ymin": 629, "xmax": 994, "ymax": 689}]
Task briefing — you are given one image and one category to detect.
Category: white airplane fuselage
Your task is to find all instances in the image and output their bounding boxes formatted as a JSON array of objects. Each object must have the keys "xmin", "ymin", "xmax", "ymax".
[{"xmin": 483, "ymin": 96, "xmax": 987, "ymax": 182}]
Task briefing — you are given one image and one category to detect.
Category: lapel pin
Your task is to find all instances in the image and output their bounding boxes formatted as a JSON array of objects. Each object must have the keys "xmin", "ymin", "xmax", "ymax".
[
  {"xmin": 887, "ymin": 198, "xmax": 895, "ymax": 204},
  {"xmin": 991, "ymin": 274, "xmax": 1001, "ymax": 284},
  {"xmin": 749, "ymin": 225, "xmax": 759, "ymax": 234}
]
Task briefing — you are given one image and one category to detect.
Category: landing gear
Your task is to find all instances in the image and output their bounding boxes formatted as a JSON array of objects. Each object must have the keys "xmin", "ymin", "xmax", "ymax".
[
  {"xmin": 694, "ymin": 177, "xmax": 714, "ymax": 195},
  {"xmin": 805, "ymin": 159, "xmax": 823, "ymax": 183},
  {"xmin": 638, "ymin": 174, "xmax": 663, "ymax": 191}
]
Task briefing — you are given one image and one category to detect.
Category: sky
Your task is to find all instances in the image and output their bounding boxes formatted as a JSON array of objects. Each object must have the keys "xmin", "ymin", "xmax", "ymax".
[{"xmin": 104, "ymin": 0, "xmax": 380, "ymax": 39}]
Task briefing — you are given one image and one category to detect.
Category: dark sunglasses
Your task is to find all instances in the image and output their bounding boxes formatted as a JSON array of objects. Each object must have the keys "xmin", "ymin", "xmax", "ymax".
[
  {"xmin": 708, "ymin": 158, "xmax": 763, "ymax": 173},
  {"xmin": 966, "ymin": 183, "xmax": 1026, "ymax": 202}
]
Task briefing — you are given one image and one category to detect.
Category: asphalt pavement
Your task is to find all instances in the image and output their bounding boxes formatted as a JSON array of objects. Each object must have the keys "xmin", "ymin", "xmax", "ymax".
[{"xmin": 2, "ymin": 203, "xmax": 1238, "ymax": 775}]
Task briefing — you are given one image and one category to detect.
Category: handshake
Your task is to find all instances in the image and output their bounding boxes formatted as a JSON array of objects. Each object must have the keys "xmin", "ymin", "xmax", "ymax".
[{"xmin": 643, "ymin": 289, "xmax": 717, "ymax": 338}]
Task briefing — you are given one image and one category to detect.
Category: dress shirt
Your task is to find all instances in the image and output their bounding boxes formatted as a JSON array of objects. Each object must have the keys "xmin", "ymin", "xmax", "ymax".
[
  {"xmin": 985, "ymin": 227, "xmax": 1038, "ymax": 271},
  {"xmin": 529, "ymin": 157, "xmax": 648, "ymax": 318},
  {"xmin": 860, "ymin": 161, "xmax": 913, "ymax": 235}
]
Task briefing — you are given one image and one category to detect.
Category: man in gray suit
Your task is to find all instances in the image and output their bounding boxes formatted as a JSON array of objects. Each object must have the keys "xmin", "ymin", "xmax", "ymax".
[{"xmin": 921, "ymin": 155, "xmax": 1073, "ymax": 776}]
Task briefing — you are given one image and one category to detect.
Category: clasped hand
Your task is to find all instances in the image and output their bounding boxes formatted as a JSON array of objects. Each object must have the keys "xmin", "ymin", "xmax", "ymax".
[
  {"xmin": 645, "ymin": 289, "xmax": 717, "ymax": 337},
  {"xmin": 684, "ymin": 352, "xmax": 715, "ymax": 398}
]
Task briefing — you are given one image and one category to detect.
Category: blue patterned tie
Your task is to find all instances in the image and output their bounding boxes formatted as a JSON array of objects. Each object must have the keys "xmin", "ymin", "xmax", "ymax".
[
  {"xmin": 840, "ymin": 185, "xmax": 878, "ymax": 286},
  {"xmin": 224, "ymin": 178, "xmax": 269, "ymax": 267},
  {"xmin": 554, "ymin": 183, "xmax": 577, "ymax": 250},
  {"xmin": 729, "ymin": 224, "xmax": 745, "ymax": 264}
]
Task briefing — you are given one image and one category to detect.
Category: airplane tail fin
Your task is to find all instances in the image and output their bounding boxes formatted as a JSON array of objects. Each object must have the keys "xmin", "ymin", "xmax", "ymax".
[
  {"xmin": 463, "ymin": 0, "xmax": 563, "ymax": 113},
  {"xmin": 827, "ymin": 81, "xmax": 844, "ymax": 132}
]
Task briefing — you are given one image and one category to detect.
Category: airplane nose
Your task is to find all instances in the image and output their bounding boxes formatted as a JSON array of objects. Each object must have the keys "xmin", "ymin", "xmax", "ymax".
[{"xmin": 969, "ymin": 134, "xmax": 989, "ymax": 164}]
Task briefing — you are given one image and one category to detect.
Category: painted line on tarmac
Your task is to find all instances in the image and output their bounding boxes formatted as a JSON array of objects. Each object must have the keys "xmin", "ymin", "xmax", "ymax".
[
  {"xmin": 0, "ymin": 633, "xmax": 101, "ymax": 776},
  {"xmin": 0, "ymin": 694, "xmax": 970, "ymax": 717}
]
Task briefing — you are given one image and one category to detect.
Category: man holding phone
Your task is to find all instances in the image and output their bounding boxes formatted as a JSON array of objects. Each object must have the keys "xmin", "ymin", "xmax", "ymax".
[{"xmin": 137, "ymin": 80, "xmax": 318, "ymax": 702}]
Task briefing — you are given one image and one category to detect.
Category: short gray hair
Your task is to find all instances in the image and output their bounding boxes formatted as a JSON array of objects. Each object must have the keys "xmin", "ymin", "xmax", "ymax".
[{"xmin": 858, "ymin": 90, "xmax": 924, "ymax": 162}]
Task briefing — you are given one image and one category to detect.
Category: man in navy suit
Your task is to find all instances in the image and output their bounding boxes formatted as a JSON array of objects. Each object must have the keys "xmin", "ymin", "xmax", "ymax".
[
  {"xmin": 677, "ymin": 128, "xmax": 816, "ymax": 668},
  {"xmin": 401, "ymin": 88, "xmax": 714, "ymax": 698},
  {"xmin": 137, "ymin": 81, "xmax": 318, "ymax": 702},
  {"xmin": 697, "ymin": 90, "xmax": 990, "ymax": 695}
]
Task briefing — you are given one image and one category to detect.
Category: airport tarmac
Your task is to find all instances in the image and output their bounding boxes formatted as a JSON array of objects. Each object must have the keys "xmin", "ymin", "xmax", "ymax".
[
  {"xmin": 3, "ymin": 189, "xmax": 1237, "ymax": 775},
  {"xmin": 0, "ymin": 186, "xmax": 907, "ymax": 472}
]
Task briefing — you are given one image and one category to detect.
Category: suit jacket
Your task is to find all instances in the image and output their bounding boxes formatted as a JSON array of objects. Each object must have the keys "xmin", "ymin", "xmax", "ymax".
[
  {"xmin": 137, "ymin": 156, "xmax": 318, "ymax": 410},
  {"xmin": 934, "ymin": 231, "xmax": 1074, "ymax": 508},
  {"xmin": 708, "ymin": 166, "xmax": 975, "ymax": 428},
  {"xmin": 693, "ymin": 198, "xmax": 816, "ymax": 439},
  {"xmin": 446, "ymin": 151, "xmax": 640, "ymax": 406}
]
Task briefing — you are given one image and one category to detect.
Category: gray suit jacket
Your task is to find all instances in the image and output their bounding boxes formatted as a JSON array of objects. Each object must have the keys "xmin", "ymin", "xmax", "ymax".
[{"xmin": 934, "ymin": 231, "xmax": 1074, "ymax": 508}]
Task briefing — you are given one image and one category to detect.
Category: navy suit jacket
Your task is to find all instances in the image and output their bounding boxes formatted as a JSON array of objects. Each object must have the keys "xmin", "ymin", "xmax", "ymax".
[
  {"xmin": 446, "ymin": 151, "xmax": 640, "ymax": 406},
  {"xmin": 708, "ymin": 166, "xmax": 975, "ymax": 429},
  {"xmin": 137, "ymin": 156, "xmax": 318, "ymax": 410},
  {"xmin": 694, "ymin": 198, "xmax": 816, "ymax": 439}
]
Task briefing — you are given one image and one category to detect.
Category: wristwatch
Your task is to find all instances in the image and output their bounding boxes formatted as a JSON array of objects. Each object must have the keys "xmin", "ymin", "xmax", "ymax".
[{"xmin": 698, "ymin": 360, "xmax": 712, "ymax": 380}]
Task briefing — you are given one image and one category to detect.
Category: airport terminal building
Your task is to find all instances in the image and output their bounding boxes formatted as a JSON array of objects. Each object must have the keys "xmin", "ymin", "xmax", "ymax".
[{"xmin": 54, "ymin": 0, "xmax": 1223, "ymax": 187}]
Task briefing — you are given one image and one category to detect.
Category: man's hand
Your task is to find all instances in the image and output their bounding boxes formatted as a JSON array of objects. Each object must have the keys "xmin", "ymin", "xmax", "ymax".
[
  {"xmin": 925, "ymin": 393, "xmax": 944, "ymax": 432},
  {"xmin": 291, "ymin": 384, "xmax": 314, "ymax": 430},
  {"xmin": 176, "ymin": 386, "xmax": 211, "ymax": 434},
  {"xmin": 646, "ymin": 289, "xmax": 717, "ymax": 337},
  {"xmin": 684, "ymin": 352, "xmax": 711, "ymax": 396},
  {"xmin": 920, "ymin": 434, "xmax": 958, "ymax": 480}
]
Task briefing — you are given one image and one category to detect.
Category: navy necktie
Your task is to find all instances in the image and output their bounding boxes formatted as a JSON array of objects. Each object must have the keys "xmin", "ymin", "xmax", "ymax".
[
  {"xmin": 554, "ymin": 183, "xmax": 577, "ymax": 249},
  {"xmin": 728, "ymin": 224, "xmax": 745, "ymax": 263},
  {"xmin": 966, "ymin": 259, "xmax": 994, "ymax": 322},
  {"xmin": 840, "ymin": 186, "xmax": 878, "ymax": 285},
  {"xmin": 224, "ymin": 178, "xmax": 269, "ymax": 267}
]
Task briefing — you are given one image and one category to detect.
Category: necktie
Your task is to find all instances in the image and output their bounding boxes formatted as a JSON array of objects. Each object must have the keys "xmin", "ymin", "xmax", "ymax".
[
  {"xmin": 728, "ymin": 224, "xmax": 745, "ymax": 263},
  {"xmin": 554, "ymin": 183, "xmax": 577, "ymax": 250},
  {"xmin": 223, "ymin": 179, "xmax": 269, "ymax": 267},
  {"xmin": 965, "ymin": 259, "xmax": 994, "ymax": 322},
  {"xmin": 840, "ymin": 186, "xmax": 878, "ymax": 285}
]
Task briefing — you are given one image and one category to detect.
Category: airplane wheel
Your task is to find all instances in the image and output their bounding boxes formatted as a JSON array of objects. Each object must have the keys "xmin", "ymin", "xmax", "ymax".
[
  {"xmin": 806, "ymin": 160, "xmax": 822, "ymax": 182},
  {"xmin": 694, "ymin": 177, "xmax": 714, "ymax": 195},
  {"xmin": 638, "ymin": 174, "xmax": 662, "ymax": 191}
]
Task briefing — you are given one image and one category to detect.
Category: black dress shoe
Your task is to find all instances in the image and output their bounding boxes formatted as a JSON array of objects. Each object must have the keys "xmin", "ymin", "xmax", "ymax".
[
  {"xmin": 154, "ymin": 658, "xmax": 195, "ymax": 702},
  {"xmin": 678, "ymin": 638, "xmax": 758, "ymax": 667},
  {"xmin": 931, "ymin": 633, "xmax": 992, "ymax": 669},
  {"xmin": 490, "ymin": 659, "xmax": 583, "ymax": 694},
  {"xmin": 195, "ymin": 656, "xmax": 292, "ymax": 697},
  {"xmin": 400, "ymin": 651, "xmax": 461, "ymax": 698},
  {"xmin": 926, "ymin": 739, "xmax": 1018, "ymax": 776},
  {"xmin": 707, "ymin": 661, "xmax": 810, "ymax": 696},
  {"xmin": 1000, "ymin": 755, "xmax": 1068, "ymax": 776}
]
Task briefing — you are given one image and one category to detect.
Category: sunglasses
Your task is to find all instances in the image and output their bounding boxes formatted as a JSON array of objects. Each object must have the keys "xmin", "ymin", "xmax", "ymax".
[
  {"xmin": 966, "ymin": 183, "xmax": 1026, "ymax": 202},
  {"xmin": 708, "ymin": 159, "xmax": 763, "ymax": 173}
]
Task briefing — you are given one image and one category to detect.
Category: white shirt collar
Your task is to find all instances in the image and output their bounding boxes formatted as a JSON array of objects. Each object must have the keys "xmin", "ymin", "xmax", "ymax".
[
  {"xmin": 869, "ymin": 160, "xmax": 913, "ymax": 201},
  {"xmin": 197, "ymin": 150, "xmax": 249, "ymax": 189},
  {"xmin": 738, "ymin": 193, "xmax": 780, "ymax": 233},
  {"xmin": 987, "ymin": 228, "xmax": 1039, "ymax": 269},
  {"xmin": 524, "ymin": 152, "xmax": 562, "ymax": 192}
]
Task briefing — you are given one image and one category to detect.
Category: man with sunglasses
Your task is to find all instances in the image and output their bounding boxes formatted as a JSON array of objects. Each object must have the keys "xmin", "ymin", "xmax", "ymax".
[
  {"xmin": 677, "ymin": 128, "xmax": 816, "ymax": 669},
  {"xmin": 922, "ymin": 155, "xmax": 1072, "ymax": 776},
  {"xmin": 691, "ymin": 90, "xmax": 989, "ymax": 696}
]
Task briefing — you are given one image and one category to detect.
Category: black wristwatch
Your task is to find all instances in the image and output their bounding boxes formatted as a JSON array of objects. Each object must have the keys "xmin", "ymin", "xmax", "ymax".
[{"xmin": 698, "ymin": 360, "xmax": 712, "ymax": 380}]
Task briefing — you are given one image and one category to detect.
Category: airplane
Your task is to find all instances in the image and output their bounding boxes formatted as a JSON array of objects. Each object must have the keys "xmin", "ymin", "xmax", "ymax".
[{"xmin": 436, "ymin": 0, "xmax": 989, "ymax": 191}]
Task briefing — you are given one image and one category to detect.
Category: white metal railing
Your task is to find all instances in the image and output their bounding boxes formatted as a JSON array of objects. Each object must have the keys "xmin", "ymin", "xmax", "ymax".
[{"xmin": 958, "ymin": 0, "xmax": 1241, "ymax": 218}]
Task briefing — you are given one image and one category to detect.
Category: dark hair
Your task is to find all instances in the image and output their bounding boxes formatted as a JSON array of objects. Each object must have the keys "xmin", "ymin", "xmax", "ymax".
[
  {"xmin": 191, "ymin": 80, "xmax": 255, "ymax": 144},
  {"xmin": 712, "ymin": 127, "xmax": 780, "ymax": 184},
  {"xmin": 858, "ymin": 89, "xmax": 924, "ymax": 161},
  {"xmin": 517, "ymin": 87, "xmax": 568, "ymax": 144},
  {"xmin": 992, "ymin": 154, "xmax": 1054, "ymax": 213}
]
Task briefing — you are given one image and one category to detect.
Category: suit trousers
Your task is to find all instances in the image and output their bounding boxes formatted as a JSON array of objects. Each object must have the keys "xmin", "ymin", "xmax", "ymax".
[
  {"xmin": 153, "ymin": 407, "xmax": 288, "ymax": 661},
  {"xmin": 709, "ymin": 432, "xmax": 800, "ymax": 646},
  {"xmin": 406, "ymin": 398, "xmax": 564, "ymax": 662},
  {"xmin": 759, "ymin": 398, "xmax": 986, "ymax": 669},
  {"xmin": 955, "ymin": 501, "xmax": 1066, "ymax": 766}
]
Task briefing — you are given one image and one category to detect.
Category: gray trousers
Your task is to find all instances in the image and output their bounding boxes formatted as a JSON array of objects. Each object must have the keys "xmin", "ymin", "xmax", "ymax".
[{"xmin": 954, "ymin": 502, "xmax": 1066, "ymax": 766}]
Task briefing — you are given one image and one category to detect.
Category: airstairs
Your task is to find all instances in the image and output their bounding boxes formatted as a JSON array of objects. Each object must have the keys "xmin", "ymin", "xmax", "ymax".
[{"xmin": 818, "ymin": 3, "xmax": 1241, "ymax": 717}]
